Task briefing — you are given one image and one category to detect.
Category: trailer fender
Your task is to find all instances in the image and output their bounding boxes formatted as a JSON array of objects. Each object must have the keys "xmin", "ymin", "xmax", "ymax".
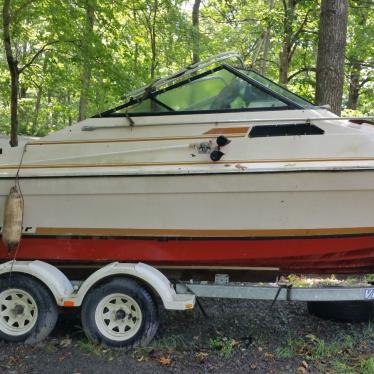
[
  {"xmin": 71, "ymin": 262, "xmax": 195, "ymax": 310},
  {"xmin": 0, "ymin": 260, "xmax": 74, "ymax": 305}
]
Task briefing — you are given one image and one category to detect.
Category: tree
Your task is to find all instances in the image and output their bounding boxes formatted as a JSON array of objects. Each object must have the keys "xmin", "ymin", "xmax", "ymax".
[
  {"xmin": 315, "ymin": 0, "xmax": 349, "ymax": 114},
  {"xmin": 2, "ymin": 0, "xmax": 62, "ymax": 145},
  {"xmin": 345, "ymin": 0, "xmax": 374, "ymax": 110},
  {"xmin": 278, "ymin": 0, "xmax": 315, "ymax": 85},
  {"xmin": 260, "ymin": 0, "xmax": 275, "ymax": 75},
  {"xmin": 78, "ymin": 0, "xmax": 96, "ymax": 121},
  {"xmin": 2, "ymin": 0, "xmax": 19, "ymax": 146},
  {"xmin": 192, "ymin": 0, "xmax": 201, "ymax": 64},
  {"xmin": 0, "ymin": 0, "xmax": 372, "ymax": 142}
]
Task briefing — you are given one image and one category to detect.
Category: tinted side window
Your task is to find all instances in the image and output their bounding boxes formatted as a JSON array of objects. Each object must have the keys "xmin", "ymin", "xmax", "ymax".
[{"xmin": 249, "ymin": 124, "xmax": 324, "ymax": 138}]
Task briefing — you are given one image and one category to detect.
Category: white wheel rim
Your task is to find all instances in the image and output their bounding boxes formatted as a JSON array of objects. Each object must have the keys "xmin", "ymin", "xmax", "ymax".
[
  {"xmin": 0, "ymin": 289, "xmax": 38, "ymax": 336},
  {"xmin": 95, "ymin": 293, "xmax": 142, "ymax": 342}
]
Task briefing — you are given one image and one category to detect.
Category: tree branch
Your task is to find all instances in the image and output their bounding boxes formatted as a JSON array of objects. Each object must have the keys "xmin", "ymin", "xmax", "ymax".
[
  {"xmin": 291, "ymin": 8, "xmax": 312, "ymax": 46},
  {"xmin": 359, "ymin": 76, "xmax": 372, "ymax": 88},
  {"xmin": 288, "ymin": 67, "xmax": 316, "ymax": 81},
  {"xmin": 18, "ymin": 40, "xmax": 59, "ymax": 73}
]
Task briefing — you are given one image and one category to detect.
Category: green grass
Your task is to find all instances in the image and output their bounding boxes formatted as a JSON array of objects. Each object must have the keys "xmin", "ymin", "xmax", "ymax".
[
  {"xmin": 275, "ymin": 332, "xmax": 374, "ymax": 374},
  {"xmin": 311, "ymin": 338, "xmax": 342, "ymax": 360},
  {"xmin": 330, "ymin": 360, "xmax": 357, "ymax": 374},
  {"xmin": 275, "ymin": 345, "xmax": 293, "ymax": 359},
  {"xmin": 275, "ymin": 337, "xmax": 305, "ymax": 359},
  {"xmin": 286, "ymin": 274, "xmax": 312, "ymax": 287},
  {"xmin": 150, "ymin": 334, "xmax": 191, "ymax": 351},
  {"xmin": 77, "ymin": 338, "xmax": 103, "ymax": 356},
  {"xmin": 208, "ymin": 337, "xmax": 238, "ymax": 358},
  {"xmin": 360, "ymin": 357, "xmax": 374, "ymax": 374},
  {"xmin": 132, "ymin": 334, "xmax": 191, "ymax": 361}
]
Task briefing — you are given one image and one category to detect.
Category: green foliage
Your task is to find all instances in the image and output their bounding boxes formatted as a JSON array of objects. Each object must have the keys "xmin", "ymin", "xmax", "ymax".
[
  {"xmin": 77, "ymin": 337, "xmax": 103, "ymax": 356},
  {"xmin": 275, "ymin": 329, "xmax": 374, "ymax": 374},
  {"xmin": 360, "ymin": 357, "xmax": 374, "ymax": 374},
  {"xmin": 0, "ymin": 0, "xmax": 373, "ymax": 137},
  {"xmin": 150, "ymin": 334, "xmax": 191, "ymax": 351},
  {"xmin": 208, "ymin": 336, "xmax": 237, "ymax": 358}
]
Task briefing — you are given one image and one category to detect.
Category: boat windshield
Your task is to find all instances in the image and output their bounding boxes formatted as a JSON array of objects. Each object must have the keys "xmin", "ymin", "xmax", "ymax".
[
  {"xmin": 99, "ymin": 64, "xmax": 314, "ymax": 117},
  {"xmin": 238, "ymin": 69, "xmax": 314, "ymax": 108},
  {"xmin": 121, "ymin": 68, "xmax": 288, "ymax": 114}
]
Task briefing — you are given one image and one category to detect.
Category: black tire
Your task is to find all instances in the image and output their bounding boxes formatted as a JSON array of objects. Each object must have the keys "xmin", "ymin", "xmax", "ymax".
[
  {"xmin": 307, "ymin": 301, "xmax": 374, "ymax": 323},
  {"xmin": 81, "ymin": 277, "xmax": 159, "ymax": 348},
  {"xmin": 0, "ymin": 274, "xmax": 59, "ymax": 344}
]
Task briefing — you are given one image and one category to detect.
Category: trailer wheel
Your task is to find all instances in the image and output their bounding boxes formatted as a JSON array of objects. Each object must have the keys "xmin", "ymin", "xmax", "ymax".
[
  {"xmin": 0, "ymin": 274, "xmax": 59, "ymax": 343},
  {"xmin": 81, "ymin": 278, "xmax": 159, "ymax": 348},
  {"xmin": 307, "ymin": 301, "xmax": 374, "ymax": 323}
]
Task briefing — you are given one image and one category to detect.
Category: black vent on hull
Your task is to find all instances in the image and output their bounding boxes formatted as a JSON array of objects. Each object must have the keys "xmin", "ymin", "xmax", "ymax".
[{"xmin": 249, "ymin": 123, "xmax": 324, "ymax": 138}]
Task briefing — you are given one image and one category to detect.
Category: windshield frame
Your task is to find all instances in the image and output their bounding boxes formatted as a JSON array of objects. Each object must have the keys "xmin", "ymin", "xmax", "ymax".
[{"xmin": 96, "ymin": 65, "xmax": 310, "ymax": 118}]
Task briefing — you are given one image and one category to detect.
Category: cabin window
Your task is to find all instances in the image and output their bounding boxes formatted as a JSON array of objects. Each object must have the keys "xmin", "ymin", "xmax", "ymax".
[{"xmin": 249, "ymin": 123, "xmax": 324, "ymax": 138}]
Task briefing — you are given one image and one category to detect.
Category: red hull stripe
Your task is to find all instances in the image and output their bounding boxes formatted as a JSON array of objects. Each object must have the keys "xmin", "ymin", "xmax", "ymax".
[{"xmin": 1, "ymin": 234, "xmax": 374, "ymax": 273}]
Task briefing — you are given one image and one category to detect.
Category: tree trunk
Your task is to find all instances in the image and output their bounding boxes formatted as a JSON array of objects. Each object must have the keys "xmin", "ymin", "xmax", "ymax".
[
  {"xmin": 347, "ymin": 64, "xmax": 360, "ymax": 110},
  {"xmin": 150, "ymin": 30, "xmax": 157, "ymax": 79},
  {"xmin": 9, "ymin": 70, "xmax": 19, "ymax": 147},
  {"xmin": 192, "ymin": 0, "xmax": 201, "ymax": 64},
  {"xmin": 2, "ymin": 0, "xmax": 20, "ymax": 147},
  {"xmin": 279, "ymin": 43, "xmax": 290, "ymax": 84},
  {"xmin": 78, "ymin": 66, "xmax": 91, "ymax": 121},
  {"xmin": 149, "ymin": 0, "xmax": 158, "ymax": 80},
  {"xmin": 78, "ymin": 1, "xmax": 95, "ymax": 122},
  {"xmin": 32, "ymin": 54, "xmax": 49, "ymax": 133},
  {"xmin": 67, "ymin": 93, "xmax": 72, "ymax": 127},
  {"xmin": 279, "ymin": 0, "xmax": 296, "ymax": 85},
  {"xmin": 45, "ymin": 90, "xmax": 52, "ymax": 130},
  {"xmin": 19, "ymin": 42, "xmax": 28, "ymax": 98},
  {"xmin": 19, "ymin": 86, "xmax": 27, "ymax": 99},
  {"xmin": 33, "ymin": 87, "xmax": 42, "ymax": 133},
  {"xmin": 260, "ymin": 0, "xmax": 275, "ymax": 75},
  {"xmin": 133, "ymin": 8, "xmax": 139, "ymax": 74},
  {"xmin": 315, "ymin": 0, "xmax": 348, "ymax": 115}
]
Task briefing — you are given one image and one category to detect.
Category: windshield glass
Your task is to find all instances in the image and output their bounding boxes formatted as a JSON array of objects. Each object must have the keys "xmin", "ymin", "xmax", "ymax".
[
  {"xmin": 238, "ymin": 69, "xmax": 314, "ymax": 108},
  {"xmin": 124, "ymin": 99, "xmax": 170, "ymax": 113},
  {"xmin": 116, "ymin": 68, "xmax": 289, "ymax": 114}
]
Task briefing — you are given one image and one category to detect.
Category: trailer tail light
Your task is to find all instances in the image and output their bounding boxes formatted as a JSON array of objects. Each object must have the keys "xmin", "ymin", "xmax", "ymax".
[{"xmin": 63, "ymin": 300, "xmax": 75, "ymax": 307}]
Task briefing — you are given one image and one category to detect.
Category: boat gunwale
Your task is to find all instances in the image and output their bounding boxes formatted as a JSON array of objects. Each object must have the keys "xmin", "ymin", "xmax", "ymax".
[{"xmin": 2, "ymin": 157, "xmax": 374, "ymax": 170}]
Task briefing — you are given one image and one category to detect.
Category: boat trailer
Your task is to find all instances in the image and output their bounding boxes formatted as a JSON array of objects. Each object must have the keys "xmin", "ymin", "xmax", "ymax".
[{"xmin": 0, "ymin": 260, "xmax": 373, "ymax": 347}]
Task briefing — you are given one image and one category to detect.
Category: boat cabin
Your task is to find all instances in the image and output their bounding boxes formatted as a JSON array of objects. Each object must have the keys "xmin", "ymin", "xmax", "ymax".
[{"xmin": 1, "ymin": 52, "xmax": 374, "ymax": 174}]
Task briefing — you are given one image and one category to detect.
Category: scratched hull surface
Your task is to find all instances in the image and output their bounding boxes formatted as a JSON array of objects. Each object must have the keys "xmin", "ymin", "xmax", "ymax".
[{"xmin": 2, "ymin": 235, "xmax": 374, "ymax": 274}]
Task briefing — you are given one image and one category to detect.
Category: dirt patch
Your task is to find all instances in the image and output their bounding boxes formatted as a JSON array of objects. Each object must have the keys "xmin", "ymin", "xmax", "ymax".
[{"xmin": 0, "ymin": 299, "xmax": 373, "ymax": 373}]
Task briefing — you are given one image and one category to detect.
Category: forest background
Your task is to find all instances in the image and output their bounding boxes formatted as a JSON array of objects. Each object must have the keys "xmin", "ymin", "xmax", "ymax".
[{"xmin": 0, "ymin": 0, "xmax": 373, "ymax": 139}]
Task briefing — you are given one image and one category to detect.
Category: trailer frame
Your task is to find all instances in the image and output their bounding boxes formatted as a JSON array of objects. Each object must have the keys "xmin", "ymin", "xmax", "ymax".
[{"xmin": 0, "ymin": 260, "xmax": 373, "ymax": 347}]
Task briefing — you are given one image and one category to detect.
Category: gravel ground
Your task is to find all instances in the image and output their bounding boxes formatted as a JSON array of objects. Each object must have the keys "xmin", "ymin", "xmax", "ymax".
[{"xmin": 0, "ymin": 299, "xmax": 373, "ymax": 374}]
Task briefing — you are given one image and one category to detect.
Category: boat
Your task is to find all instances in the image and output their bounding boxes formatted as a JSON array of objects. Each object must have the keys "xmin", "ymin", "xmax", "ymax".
[{"xmin": 0, "ymin": 51, "xmax": 374, "ymax": 277}]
